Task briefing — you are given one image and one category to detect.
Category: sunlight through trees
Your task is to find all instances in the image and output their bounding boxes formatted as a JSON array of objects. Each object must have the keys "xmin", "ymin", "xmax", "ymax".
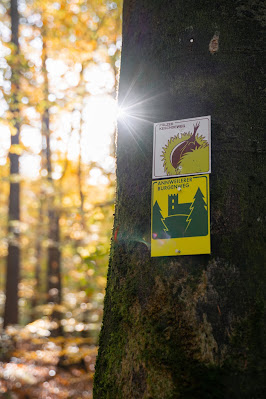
[{"xmin": 0, "ymin": 1, "xmax": 121, "ymax": 397}]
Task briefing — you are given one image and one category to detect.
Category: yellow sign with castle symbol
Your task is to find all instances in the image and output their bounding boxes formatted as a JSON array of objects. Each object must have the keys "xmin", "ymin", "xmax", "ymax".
[{"xmin": 151, "ymin": 174, "xmax": 210, "ymax": 256}]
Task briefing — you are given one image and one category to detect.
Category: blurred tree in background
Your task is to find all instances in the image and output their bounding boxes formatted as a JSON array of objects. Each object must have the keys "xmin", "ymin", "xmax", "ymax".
[
  {"xmin": 0, "ymin": 0, "xmax": 121, "ymax": 396},
  {"xmin": 4, "ymin": 0, "xmax": 21, "ymax": 328}
]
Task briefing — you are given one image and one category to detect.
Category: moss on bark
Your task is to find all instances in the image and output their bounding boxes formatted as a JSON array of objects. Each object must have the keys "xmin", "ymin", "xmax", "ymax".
[{"xmin": 94, "ymin": 1, "xmax": 265, "ymax": 397}]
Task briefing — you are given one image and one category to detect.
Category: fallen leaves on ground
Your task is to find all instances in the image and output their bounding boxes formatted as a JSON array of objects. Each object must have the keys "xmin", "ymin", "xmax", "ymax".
[{"xmin": 0, "ymin": 328, "xmax": 97, "ymax": 399}]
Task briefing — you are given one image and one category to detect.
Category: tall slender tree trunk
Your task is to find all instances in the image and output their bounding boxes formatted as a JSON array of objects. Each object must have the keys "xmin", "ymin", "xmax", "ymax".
[
  {"xmin": 47, "ymin": 211, "xmax": 62, "ymax": 304},
  {"xmin": 78, "ymin": 120, "xmax": 85, "ymax": 227},
  {"xmin": 4, "ymin": 0, "xmax": 20, "ymax": 328},
  {"xmin": 41, "ymin": 35, "xmax": 62, "ymax": 338},
  {"xmin": 31, "ymin": 197, "xmax": 44, "ymax": 320},
  {"xmin": 94, "ymin": 1, "xmax": 265, "ymax": 398},
  {"xmin": 41, "ymin": 36, "xmax": 62, "ymax": 307}
]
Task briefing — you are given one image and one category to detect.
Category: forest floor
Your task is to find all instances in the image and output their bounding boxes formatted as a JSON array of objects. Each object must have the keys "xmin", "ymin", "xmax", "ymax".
[{"xmin": 0, "ymin": 324, "xmax": 97, "ymax": 399}]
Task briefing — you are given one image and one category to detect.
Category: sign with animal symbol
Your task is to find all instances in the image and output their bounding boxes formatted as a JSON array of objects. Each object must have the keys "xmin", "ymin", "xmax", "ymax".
[
  {"xmin": 153, "ymin": 116, "xmax": 211, "ymax": 178},
  {"xmin": 151, "ymin": 174, "xmax": 210, "ymax": 256}
]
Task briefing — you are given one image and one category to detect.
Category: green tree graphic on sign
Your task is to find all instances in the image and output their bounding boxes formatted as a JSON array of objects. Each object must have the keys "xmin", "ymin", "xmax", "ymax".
[
  {"xmin": 152, "ymin": 201, "xmax": 168, "ymax": 239},
  {"xmin": 185, "ymin": 188, "xmax": 208, "ymax": 237}
]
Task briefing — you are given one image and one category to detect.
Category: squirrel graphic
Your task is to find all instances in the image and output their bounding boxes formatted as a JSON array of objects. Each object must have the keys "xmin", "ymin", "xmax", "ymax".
[{"xmin": 170, "ymin": 123, "xmax": 201, "ymax": 169}]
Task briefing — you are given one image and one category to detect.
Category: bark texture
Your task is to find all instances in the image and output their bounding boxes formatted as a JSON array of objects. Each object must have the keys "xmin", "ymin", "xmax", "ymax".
[{"xmin": 94, "ymin": 1, "xmax": 265, "ymax": 398}]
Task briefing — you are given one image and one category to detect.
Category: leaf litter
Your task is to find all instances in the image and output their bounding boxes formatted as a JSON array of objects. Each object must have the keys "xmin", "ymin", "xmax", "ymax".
[{"xmin": 0, "ymin": 324, "xmax": 97, "ymax": 399}]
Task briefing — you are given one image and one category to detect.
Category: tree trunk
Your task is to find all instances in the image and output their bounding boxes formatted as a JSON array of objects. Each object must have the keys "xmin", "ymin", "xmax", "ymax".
[
  {"xmin": 31, "ymin": 198, "xmax": 44, "ymax": 320},
  {"xmin": 47, "ymin": 211, "xmax": 62, "ymax": 304},
  {"xmin": 4, "ymin": 0, "xmax": 20, "ymax": 328},
  {"xmin": 41, "ymin": 36, "xmax": 62, "ymax": 337},
  {"xmin": 41, "ymin": 37, "xmax": 62, "ymax": 307},
  {"xmin": 94, "ymin": 1, "xmax": 265, "ymax": 398}
]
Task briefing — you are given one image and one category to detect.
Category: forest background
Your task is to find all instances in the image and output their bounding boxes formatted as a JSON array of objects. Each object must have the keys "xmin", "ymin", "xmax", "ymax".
[{"xmin": 0, "ymin": 1, "xmax": 122, "ymax": 397}]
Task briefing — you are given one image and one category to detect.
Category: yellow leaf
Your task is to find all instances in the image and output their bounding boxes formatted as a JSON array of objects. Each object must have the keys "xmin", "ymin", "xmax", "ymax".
[{"xmin": 9, "ymin": 144, "xmax": 23, "ymax": 155}]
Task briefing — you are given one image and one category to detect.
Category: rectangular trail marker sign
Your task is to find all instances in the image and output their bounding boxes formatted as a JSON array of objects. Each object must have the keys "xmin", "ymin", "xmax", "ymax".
[
  {"xmin": 151, "ymin": 174, "xmax": 210, "ymax": 257},
  {"xmin": 153, "ymin": 116, "xmax": 211, "ymax": 179}
]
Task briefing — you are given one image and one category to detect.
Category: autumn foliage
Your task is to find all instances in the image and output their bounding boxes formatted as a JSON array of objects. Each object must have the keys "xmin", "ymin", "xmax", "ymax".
[{"xmin": 0, "ymin": 1, "xmax": 121, "ymax": 397}]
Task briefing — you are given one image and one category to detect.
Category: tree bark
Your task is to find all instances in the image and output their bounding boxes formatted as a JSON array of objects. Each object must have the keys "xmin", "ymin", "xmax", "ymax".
[
  {"xmin": 4, "ymin": 0, "xmax": 20, "ymax": 328},
  {"xmin": 94, "ymin": 1, "xmax": 265, "ymax": 398}
]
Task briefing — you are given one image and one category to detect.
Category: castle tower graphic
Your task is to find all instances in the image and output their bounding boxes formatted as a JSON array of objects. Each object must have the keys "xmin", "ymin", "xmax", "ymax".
[
  {"xmin": 168, "ymin": 194, "xmax": 178, "ymax": 216},
  {"xmin": 168, "ymin": 194, "xmax": 191, "ymax": 217}
]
